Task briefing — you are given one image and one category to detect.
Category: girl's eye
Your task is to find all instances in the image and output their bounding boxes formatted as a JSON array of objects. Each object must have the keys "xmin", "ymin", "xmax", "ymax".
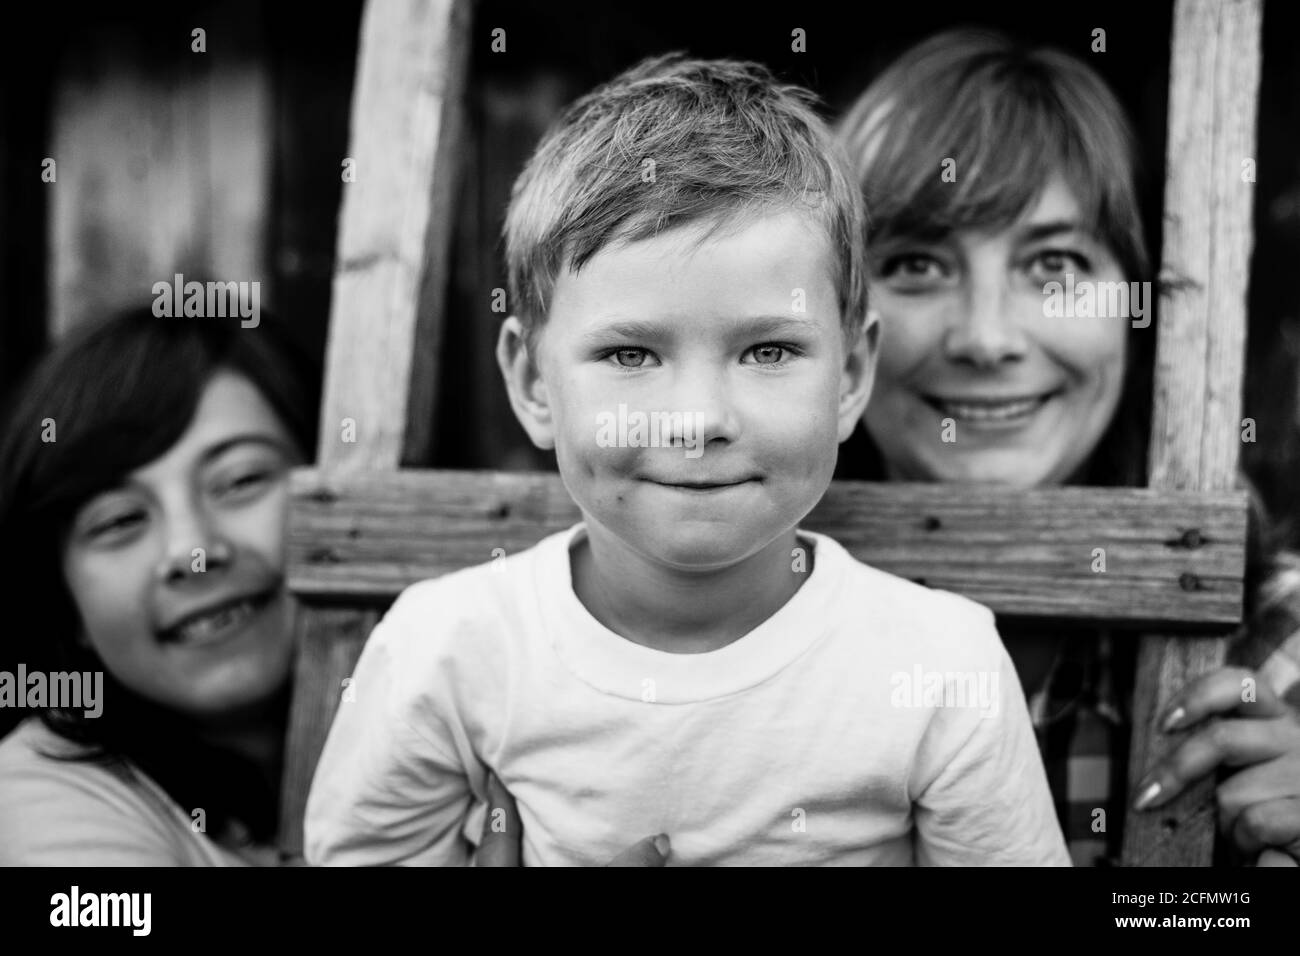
[
  {"xmin": 217, "ymin": 470, "xmax": 273, "ymax": 497},
  {"xmin": 89, "ymin": 511, "xmax": 144, "ymax": 538}
]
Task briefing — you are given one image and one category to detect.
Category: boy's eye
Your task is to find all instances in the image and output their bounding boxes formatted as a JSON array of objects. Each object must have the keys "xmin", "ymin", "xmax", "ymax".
[
  {"xmin": 606, "ymin": 347, "xmax": 657, "ymax": 369},
  {"xmin": 616, "ymin": 349, "xmax": 645, "ymax": 368},
  {"xmin": 747, "ymin": 344, "xmax": 786, "ymax": 365}
]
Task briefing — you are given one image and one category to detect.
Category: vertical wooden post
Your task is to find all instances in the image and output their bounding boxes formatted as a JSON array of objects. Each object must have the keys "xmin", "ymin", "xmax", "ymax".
[
  {"xmin": 1122, "ymin": 0, "xmax": 1261, "ymax": 866},
  {"xmin": 317, "ymin": 0, "xmax": 470, "ymax": 471},
  {"xmin": 279, "ymin": 0, "xmax": 472, "ymax": 857}
]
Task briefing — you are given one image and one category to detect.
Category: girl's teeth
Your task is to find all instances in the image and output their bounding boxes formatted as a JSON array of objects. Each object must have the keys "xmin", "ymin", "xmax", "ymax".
[{"xmin": 175, "ymin": 600, "xmax": 255, "ymax": 643}]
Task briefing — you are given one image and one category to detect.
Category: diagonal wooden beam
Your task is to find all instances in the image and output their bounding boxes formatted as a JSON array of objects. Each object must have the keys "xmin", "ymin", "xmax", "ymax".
[{"xmin": 286, "ymin": 467, "xmax": 1248, "ymax": 627}]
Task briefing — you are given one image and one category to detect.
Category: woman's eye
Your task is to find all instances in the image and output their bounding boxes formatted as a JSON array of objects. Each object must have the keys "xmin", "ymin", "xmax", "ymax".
[
  {"xmin": 878, "ymin": 253, "xmax": 947, "ymax": 285},
  {"xmin": 1029, "ymin": 249, "xmax": 1091, "ymax": 277}
]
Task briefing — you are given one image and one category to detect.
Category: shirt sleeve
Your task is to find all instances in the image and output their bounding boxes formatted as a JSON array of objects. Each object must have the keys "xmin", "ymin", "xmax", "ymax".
[
  {"xmin": 910, "ymin": 615, "xmax": 1073, "ymax": 866},
  {"xmin": 304, "ymin": 597, "xmax": 475, "ymax": 866}
]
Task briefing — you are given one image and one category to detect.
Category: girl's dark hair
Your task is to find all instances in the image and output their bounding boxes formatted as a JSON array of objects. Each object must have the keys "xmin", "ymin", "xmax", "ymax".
[{"xmin": 0, "ymin": 305, "xmax": 320, "ymax": 843}]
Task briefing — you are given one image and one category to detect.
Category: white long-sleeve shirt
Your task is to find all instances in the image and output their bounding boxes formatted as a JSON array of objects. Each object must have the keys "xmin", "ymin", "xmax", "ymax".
[{"xmin": 305, "ymin": 524, "xmax": 1069, "ymax": 866}]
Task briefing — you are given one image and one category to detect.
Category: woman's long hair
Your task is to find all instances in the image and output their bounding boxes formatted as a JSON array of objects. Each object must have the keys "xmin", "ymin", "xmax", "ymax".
[{"xmin": 0, "ymin": 305, "xmax": 320, "ymax": 843}]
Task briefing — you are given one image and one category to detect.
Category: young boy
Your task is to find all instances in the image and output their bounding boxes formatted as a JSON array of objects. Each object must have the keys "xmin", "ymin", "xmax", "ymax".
[{"xmin": 304, "ymin": 54, "xmax": 1070, "ymax": 866}]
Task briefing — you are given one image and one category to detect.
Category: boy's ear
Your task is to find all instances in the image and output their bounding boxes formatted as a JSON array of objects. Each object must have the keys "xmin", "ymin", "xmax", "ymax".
[
  {"xmin": 836, "ymin": 308, "xmax": 880, "ymax": 443},
  {"xmin": 496, "ymin": 316, "xmax": 556, "ymax": 450}
]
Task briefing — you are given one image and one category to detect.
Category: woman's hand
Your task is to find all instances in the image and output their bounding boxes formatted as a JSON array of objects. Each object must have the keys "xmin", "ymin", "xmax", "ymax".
[
  {"xmin": 477, "ymin": 772, "xmax": 670, "ymax": 866},
  {"xmin": 1132, "ymin": 666, "xmax": 1300, "ymax": 865}
]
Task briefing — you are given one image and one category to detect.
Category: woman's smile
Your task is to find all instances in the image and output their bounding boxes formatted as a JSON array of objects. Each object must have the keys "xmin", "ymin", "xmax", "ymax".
[{"xmin": 918, "ymin": 387, "xmax": 1064, "ymax": 431}]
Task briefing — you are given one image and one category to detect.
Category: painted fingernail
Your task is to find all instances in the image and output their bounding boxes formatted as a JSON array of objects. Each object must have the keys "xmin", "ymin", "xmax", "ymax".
[
  {"xmin": 1134, "ymin": 780, "xmax": 1162, "ymax": 811},
  {"xmin": 653, "ymin": 834, "xmax": 671, "ymax": 856},
  {"xmin": 1162, "ymin": 707, "xmax": 1186, "ymax": 732}
]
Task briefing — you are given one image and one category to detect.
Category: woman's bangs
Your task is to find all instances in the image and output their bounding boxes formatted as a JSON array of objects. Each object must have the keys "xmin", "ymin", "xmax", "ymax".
[{"xmin": 866, "ymin": 72, "xmax": 1102, "ymax": 245}]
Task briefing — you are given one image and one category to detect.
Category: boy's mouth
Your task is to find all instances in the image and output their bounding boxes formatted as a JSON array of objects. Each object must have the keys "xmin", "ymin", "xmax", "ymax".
[{"xmin": 647, "ymin": 477, "xmax": 758, "ymax": 493}]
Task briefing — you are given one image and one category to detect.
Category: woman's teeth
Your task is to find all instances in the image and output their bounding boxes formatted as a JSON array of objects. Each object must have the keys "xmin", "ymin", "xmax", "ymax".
[
  {"xmin": 171, "ymin": 598, "xmax": 261, "ymax": 645},
  {"xmin": 932, "ymin": 395, "xmax": 1050, "ymax": 422}
]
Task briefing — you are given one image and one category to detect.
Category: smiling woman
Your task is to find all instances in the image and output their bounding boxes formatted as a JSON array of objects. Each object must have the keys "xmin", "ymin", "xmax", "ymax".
[
  {"xmin": 835, "ymin": 26, "xmax": 1152, "ymax": 489},
  {"xmin": 0, "ymin": 306, "xmax": 319, "ymax": 865},
  {"xmin": 864, "ymin": 174, "xmax": 1131, "ymax": 485},
  {"xmin": 835, "ymin": 28, "xmax": 1300, "ymax": 866}
]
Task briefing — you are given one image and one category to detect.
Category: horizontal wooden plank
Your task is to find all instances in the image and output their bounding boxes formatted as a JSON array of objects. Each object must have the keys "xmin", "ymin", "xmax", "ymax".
[{"xmin": 286, "ymin": 468, "xmax": 1248, "ymax": 627}]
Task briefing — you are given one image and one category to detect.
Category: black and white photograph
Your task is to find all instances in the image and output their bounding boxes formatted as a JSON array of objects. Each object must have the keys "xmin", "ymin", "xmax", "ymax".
[{"xmin": 0, "ymin": 0, "xmax": 1296, "ymax": 936}]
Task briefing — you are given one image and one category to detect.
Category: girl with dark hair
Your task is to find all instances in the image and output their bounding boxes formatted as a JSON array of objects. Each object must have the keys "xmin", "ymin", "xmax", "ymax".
[
  {"xmin": 835, "ymin": 28, "xmax": 1300, "ymax": 865},
  {"xmin": 0, "ymin": 306, "xmax": 319, "ymax": 865}
]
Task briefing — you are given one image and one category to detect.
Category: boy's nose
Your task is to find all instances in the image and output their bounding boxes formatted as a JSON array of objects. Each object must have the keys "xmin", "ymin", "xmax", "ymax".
[{"xmin": 671, "ymin": 369, "xmax": 741, "ymax": 447}]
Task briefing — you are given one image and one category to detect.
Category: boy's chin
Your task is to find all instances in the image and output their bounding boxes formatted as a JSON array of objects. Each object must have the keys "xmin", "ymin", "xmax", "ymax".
[{"xmin": 617, "ymin": 520, "xmax": 781, "ymax": 573}]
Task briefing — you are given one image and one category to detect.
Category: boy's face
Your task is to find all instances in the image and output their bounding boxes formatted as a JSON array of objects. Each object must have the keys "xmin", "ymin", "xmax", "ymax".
[{"xmin": 500, "ymin": 210, "xmax": 877, "ymax": 571}]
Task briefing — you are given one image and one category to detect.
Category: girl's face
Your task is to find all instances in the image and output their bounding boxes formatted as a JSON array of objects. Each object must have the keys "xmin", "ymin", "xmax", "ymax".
[
  {"xmin": 863, "ymin": 175, "xmax": 1130, "ymax": 487},
  {"xmin": 61, "ymin": 370, "xmax": 302, "ymax": 720}
]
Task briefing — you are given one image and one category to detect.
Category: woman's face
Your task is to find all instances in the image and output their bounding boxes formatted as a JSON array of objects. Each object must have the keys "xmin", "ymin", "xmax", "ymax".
[
  {"xmin": 862, "ymin": 175, "xmax": 1129, "ymax": 486},
  {"xmin": 61, "ymin": 370, "xmax": 302, "ymax": 720}
]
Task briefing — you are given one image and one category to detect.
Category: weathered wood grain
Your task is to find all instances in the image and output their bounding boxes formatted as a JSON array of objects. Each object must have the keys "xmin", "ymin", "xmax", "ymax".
[
  {"xmin": 285, "ymin": 467, "xmax": 1247, "ymax": 627},
  {"xmin": 278, "ymin": 602, "xmax": 379, "ymax": 858},
  {"xmin": 318, "ymin": 0, "xmax": 470, "ymax": 471},
  {"xmin": 1123, "ymin": 0, "xmax": 1261, "ymax": 867},
  {"xmin": 48, "ymin": 3, "xmax": 272, "ymax": 338}
]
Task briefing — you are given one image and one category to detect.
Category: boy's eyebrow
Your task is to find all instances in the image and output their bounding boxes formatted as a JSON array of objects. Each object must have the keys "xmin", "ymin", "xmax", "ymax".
[
  {"xmin": 579, "ymin": 320, "xmax": 670, "ymax": 343},
  {"xmin": 581, "ymin": 315, "xmax": 821, "ymax": 343},
  {"xmin": 737, "ymin": 315, "xmax": 823, "ymax": 338}
]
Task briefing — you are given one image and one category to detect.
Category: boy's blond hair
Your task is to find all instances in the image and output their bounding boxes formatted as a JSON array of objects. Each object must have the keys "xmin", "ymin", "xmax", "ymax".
[{"xmin": 504, "ymin": 53, "xmax": 868, "ymax": 349}]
